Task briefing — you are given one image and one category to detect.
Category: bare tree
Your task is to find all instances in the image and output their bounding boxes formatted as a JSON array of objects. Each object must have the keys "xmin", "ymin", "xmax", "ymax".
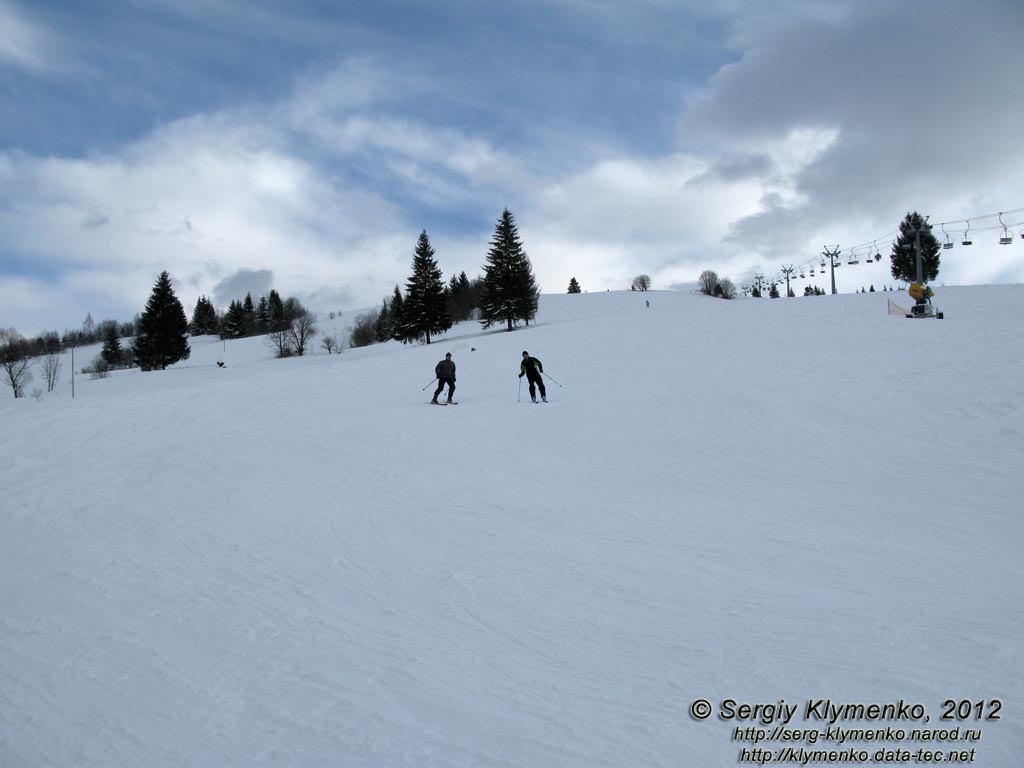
[
  {"xmin": 631, "ymin": 274, "xmax": 652, "ymax": 291},
  {"xmin": 41, "ymin": 353, "xmax": 62, "ymax": 392},
  {"xmin": 320, "ymin": 335, "xmax": 341, "ymax": 354},
  {"xmin": 265, "ymin": 329, "xmax": 293, "ymax": 358},
  {"xmin": 289, "ymin": 310, "xmax": 317, "ymax": 356},
  {"xmin": 1, "ymin": 329, "xmax": 34, "ymax": 398},
  {"xmin": 698, "ymin": 270, "xmax": 719, "ymax": 296}
]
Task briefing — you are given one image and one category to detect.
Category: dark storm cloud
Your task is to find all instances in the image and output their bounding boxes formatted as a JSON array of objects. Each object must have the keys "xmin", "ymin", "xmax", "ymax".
[{"xmin": 212, "ymin": 269, "xmax": 274, "ymax": 308}]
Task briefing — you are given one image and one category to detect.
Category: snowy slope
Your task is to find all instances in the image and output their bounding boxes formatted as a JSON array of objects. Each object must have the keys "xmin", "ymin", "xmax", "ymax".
[{"xmin": 2, "ymin": 287, "xmax": 1022, "ymax": 767}]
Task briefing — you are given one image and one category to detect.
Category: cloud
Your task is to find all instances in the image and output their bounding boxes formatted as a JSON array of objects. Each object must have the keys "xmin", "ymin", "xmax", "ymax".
[
  {"xmin": 212, "ymin": 269, "xmax": 274, "ymax": 308},
  {"xmin": 0, "ymin": 106, "xmax": 416, "ymax": 333},
  {"xmin": 0, "ymin": 1, "xmax": 64, "ymax": 74},
  {"xmin": 675, "ymin": 0, "xmax": 1024, "ymax": 286},
  {"xmin": 3, "ymin": 2, "xmax": 1023, "ymax": 336}
]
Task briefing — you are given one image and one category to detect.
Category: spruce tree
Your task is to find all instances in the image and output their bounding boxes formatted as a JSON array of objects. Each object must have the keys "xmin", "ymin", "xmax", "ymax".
[
  {"xmin": 388, "ymin": 286, "xmax": 404, "ymax": 341},
  {"xmin": 446, "ymin": 271, "xmax": 475, "ymax": 322},
  {"xmin": 513, "ymin": 253, "xmax": 540, "ymax": 326},
  {"xmin": 220, "ymin": 300, "xmax": 247, "ymax": 339},
  {"xmin": 268, "ymin": 289, "xmax": 286, "ymax": 331},
  {"xmin": 890, "ymin": 211, "xmax": 940, "ymax": 283},
  {"xmin": 374, "ymin": 298, "xmax": 392, "ymax": 343},
  {"xmin": 256, "ymin": 295, "xmax": 271, "ymax": 331},
  {"xmin": 567, "ymin": 277, "xmax": 582, "ymax": 294},
  {"xmin": 479, "ymin": 208, "xmax": 538, "ymax": 331},
  {"xmin": 100, "ymin": 323, "xmax": 122, "ymax": 368},
  {"xmin": 396, "ymin": 231, "xmax": 451, "ymax": 344},
  {"xmin": 134, "ymin": 271, "xmax": 190, "ymax": 371},
  {"xmin": 190, "ymin": 296, "xmax": 219, "ymax": 336},
  {"xmin": 242, "ymin": 292, "xmax": 257, "ymax": 335}
]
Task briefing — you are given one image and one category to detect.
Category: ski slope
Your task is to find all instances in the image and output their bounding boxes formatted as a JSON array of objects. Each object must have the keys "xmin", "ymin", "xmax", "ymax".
[{"xmin": 2, "ymin": 286, "xmax": 1022, "ymax": 766}]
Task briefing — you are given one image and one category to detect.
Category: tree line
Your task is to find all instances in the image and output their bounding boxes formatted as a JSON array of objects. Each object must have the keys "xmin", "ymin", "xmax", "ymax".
[{"xmin": 349, "ymin": 208, "xmax": 540, "ymax": 348}]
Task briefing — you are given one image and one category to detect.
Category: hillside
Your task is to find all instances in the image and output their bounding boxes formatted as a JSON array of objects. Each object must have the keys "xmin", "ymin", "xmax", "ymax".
[{"xmin": 2, "ymin": 286, "xmax": 1022, "ymax": 767}]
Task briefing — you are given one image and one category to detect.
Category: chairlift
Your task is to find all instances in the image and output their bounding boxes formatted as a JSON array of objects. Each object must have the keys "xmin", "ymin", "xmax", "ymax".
[
  {"xmin": 799, "ymin": 269, "xmax": 806, "ymax": 278},
  {"xmin": 848, "ymin": 249, "xmax": 858, "ymax": 265},
  {"xmin": 941, "ymin": 223, "xmax": 954, "ymax": 250},
  {"xmin": 809, "ymin": 265, "xmax": 815, "ymax": 276},
  {"xmin": 961, "ymin": 221, "xmax": 973, "ymax": 246},
  {"xmin": 820, "ymin": 257, "xmax": 826, "ymax": 268},
  {"xmin": 998, "ymin": 213, "xmax": 1013, "ymax": 245}
]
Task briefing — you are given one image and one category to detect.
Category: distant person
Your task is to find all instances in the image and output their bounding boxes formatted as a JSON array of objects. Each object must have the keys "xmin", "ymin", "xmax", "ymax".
[
  {"xmin": 519, "ymin": 351, "xmax": 546, "ymax": 403},
  {"xmin": 432, "ymin": 352, "xmax": 456, "ymax": 404},
  {"xmin": 645, "ymin": 300, "xmax": 650, "ymax": 308}
]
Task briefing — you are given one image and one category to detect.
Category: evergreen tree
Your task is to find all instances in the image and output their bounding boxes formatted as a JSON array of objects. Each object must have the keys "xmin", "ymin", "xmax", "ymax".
[
  {"xmin": 374, "ymin": 298, "xmax": 392, "ymax": 343},
  {"xmin": 268, "ymin": 289, "xmax": 286, "ymax": 331},
  {"xmin": 396, "ymin": 231, "xmax": 452, "ymax": 344},
  {"xmin": 220, "ymin": 300, "xmax": 247, "ymax": 339},
  {"xmin": 388, "ymin": 286, "xmax": 405, "ymax": 341},
  {"xmin": 256, "ymin": 295, "xmax": 271, "ymax": 331},
  {"xmin": 134, "ymin": 271, "xmax": 190, "ymax": 371},
  {"xmin": 189, "ymin": 296, "xmax": 219, "ymax": 336},
  {"xmin": 479, "ymin": 208, "xmax": 538, "ymax": 331},
  {"xmin": 769, "ymin": 283, "xmax": 780, "ymax": 299},
  {"xmin": 243, "ymin": 292, "xmax": 257, "ymax": 335},
  {"xmin": 513, "ymin": 253, "xmax": 540, "ymax": 326},
  {"xmin": 890, "ymin": 211, "xmax": 940, "ymax": 283},
  {"xmin": 446, "ymin": 271, "xmax": 475, "ymax": 322},
  {"xmin": 100, "ymin": 323, "xmax": 122, "ymax": 367},
  {"xmin": 567, "ymin": 277, "xmax": 582, "ymax": 294}
]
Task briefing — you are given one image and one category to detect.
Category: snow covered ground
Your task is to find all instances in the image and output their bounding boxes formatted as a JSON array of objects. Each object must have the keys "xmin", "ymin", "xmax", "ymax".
[{"xmin": 2, "ymin": 286, "xmax": 1022, "ymax": 767}]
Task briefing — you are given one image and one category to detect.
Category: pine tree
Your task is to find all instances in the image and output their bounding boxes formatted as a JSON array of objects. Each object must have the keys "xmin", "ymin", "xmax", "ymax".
[
  {"xmin": 447, "ymin": 271, "xmax": 475, "ymax": 322},
  {"xmin": 374, "ymin": 298, "xmax": 391, "ymax": 343},
  {"xmin": 219, "ymin": 300, "xmax": 247, "ymax": 339},
  {"xmin": 100, "ymin": 323, "xmax": 122, "ymax": 367},
  {"xmin": 396, "ymin": 230, "xmax": 452, "ymax": 344},
  {"xmin": 890, "ymin": 211, "xmax": 940, "ymax": 283},
  {"xmin": 189, "ymin": 296, "xmax": 219, "ymax": 336},
  {"xmin": 134, "ymin": 271, "xmax": 190, "ymax": 371},
  {"xmin": 256, "ymin": 295, "xmax": 271, "ymax": 331},
  {"xmin": 769, "ymin": 283, "xmax": 780, "ymax": 299},
  {"xmin": 479, "ymin": 208, "xmax": 538, "ymax": 331},
  {"xmin": 513, "ymin": 254, "xmax": 540, "ymax": 325},
  {"xmin": 388, "ymin": 286, "xmax": 404, "ymax": 341},
  {"xmin": 567, "ymin": 277, "xmax": 582, "ymax": 294},
  {"xmin": 243, "ymin": 292, "xmax": 257, "ymax": 336},
  {"xmin": 268, "ymin": 289, "xmax": 286, "ymax": 331}
]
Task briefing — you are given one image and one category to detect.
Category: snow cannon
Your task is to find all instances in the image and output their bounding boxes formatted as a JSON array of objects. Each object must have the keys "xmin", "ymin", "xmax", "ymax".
[{"xmin": 906, "ymin": 283, "xmax": 944, "ymax": 319}]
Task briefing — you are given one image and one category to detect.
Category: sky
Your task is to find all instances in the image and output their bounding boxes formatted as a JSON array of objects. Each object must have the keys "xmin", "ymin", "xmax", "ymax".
[{"xmin": 1, "ymin": 0, "xmax": 1023, "ymax": 336}]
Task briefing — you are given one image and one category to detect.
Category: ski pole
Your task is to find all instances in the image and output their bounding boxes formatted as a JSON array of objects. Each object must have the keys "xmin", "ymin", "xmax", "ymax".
[
  {"xmin": 542, "ymin": 371, "xmax": 562, "ymax": 387},
  {"xmin": 518, "ymin": 377, "xmax": 522, "ymax": 402},
  {"xmin": 422, "ymin": 377, "xmax": 438, "ymax": 391}
]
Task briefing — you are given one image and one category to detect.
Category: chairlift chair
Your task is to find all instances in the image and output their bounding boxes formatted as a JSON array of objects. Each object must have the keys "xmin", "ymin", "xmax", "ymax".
[
  {"xmin": 810, "ymin": 266, "xmax": 816, "ymax": 276},
  {"xmin": 941, "ymin": 223, "xmax": 953, "ymax": 250},
  {"xmin": 848, "ymin": 249, "xmax": 858, "ymax": 265},
  {"xmin": 962, "ymin": 221, "xmax": 973, "ymax": 246},
  {"xmin": 998, "ymin": 213, "xmax": 1013, "ymax": 245}
]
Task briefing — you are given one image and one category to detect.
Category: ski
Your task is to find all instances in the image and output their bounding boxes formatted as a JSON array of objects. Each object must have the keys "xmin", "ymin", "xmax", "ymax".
[{"xmin": 430, "ymin": 401, "xmax": 458, "ymax": 405}]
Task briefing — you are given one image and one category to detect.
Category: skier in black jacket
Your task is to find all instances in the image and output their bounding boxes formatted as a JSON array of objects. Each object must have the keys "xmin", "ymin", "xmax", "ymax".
[
  {"xmin": 432, "ymin": 353, "xmax": 456, "ymax": 404},
  {"xmin": 519, "ymin": 351, "xmax": 546, "ymax": 402}
]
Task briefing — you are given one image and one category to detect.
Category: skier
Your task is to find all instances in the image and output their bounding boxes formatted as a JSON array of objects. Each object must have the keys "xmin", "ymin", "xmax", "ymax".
[
  {"xmin": 519, "ymin": 350, "xmax": 546, "ymax": 402},
  {"xmin": 431, "ymin": 352, "xmax": 456, "ymax": 404}
]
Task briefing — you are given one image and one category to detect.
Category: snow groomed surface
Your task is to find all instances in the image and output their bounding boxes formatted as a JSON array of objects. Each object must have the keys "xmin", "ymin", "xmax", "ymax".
[{"xmin": 2, "ymin": 286, "xmax": 1022, "ymax": 766}]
